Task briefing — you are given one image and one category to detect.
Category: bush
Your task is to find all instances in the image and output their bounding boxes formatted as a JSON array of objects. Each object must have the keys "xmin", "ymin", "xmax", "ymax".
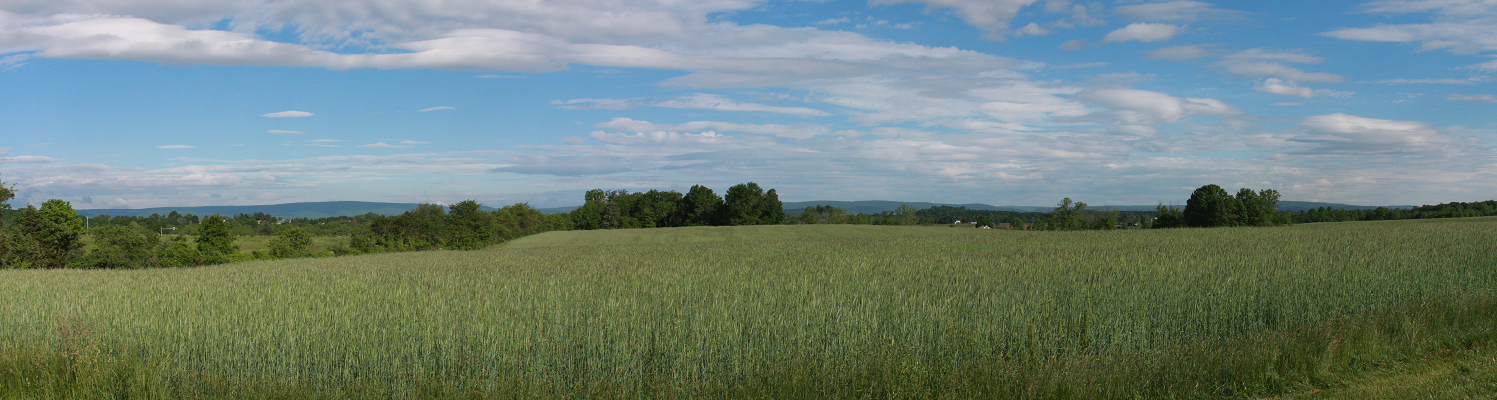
[
  {"xmin": 157, "ymin": 240, "xmax": 204, "ymax": 268},
  {"xmin": 268, "ymin": 227, "xmax": 313, "ymax": 258},
  {"xmin": 71, "ymin": 226, "xmax": 159, "ymax": 269}
]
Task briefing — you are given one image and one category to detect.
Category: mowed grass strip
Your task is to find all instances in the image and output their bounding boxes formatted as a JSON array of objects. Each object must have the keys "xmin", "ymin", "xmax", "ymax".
[{"xmin": 2, "ymin": 219, "xmax": 1495, "ymax": 399}]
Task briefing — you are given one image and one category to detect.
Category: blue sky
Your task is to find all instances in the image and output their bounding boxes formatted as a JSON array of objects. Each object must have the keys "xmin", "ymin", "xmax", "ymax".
[{"xmin": 1, "ymin": 0, "xmax": 1493, "ymax": 209}]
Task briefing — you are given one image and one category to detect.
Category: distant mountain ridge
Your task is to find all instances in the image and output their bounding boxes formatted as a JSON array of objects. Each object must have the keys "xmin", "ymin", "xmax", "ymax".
[{"xmin": 73, "ymin": 200, "xmax": 1414, "ymax": 219}]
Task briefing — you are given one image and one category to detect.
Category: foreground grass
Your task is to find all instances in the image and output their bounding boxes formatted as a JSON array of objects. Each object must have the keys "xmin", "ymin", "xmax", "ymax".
[
  {"xmin": 3, "ymin": 219, "xmax": 1496, "ymax": 398},
  {"xmin": 1277, "ymin": 344, "xmax": 1497, "ymax": 399}
]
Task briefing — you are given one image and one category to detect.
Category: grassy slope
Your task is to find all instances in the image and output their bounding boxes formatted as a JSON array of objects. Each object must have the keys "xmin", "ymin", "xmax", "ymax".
[{"xmin": 4, "ymin": 220, "xmax": 1497, "ymax": 399}]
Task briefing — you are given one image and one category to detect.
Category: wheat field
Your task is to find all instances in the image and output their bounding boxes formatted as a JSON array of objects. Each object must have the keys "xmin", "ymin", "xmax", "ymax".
[{"xmin": 2, "ymin": 219, "xmax": 1495, "ymax": 399}]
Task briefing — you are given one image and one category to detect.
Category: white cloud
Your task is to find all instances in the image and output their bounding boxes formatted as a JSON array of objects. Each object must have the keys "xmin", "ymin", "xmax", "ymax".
[
  {"xmin": 1075, "ymin": 88, "xmax": 1242, "ymax": 124},
  {"xmin": 1291, "ymin": 113, "xmax": 1457, "ymax": 155},
  {"xmin": 1323, "ymin": 1, "xmax": 1497, "ymax": 53},
  {"xmin": 1216, "ymin": 62, "xmax": 1345, "ymax": 82},
  {"xmin": 817, "ymin": 17, "xmax": 850, "ymax": 25},
  {"xmin": 420, "ymin": 106, "xmax": 453, "ymax": 112},
  {"xmin": 1060, "ymin": 39, "xmax": 1087, "ymax": 51},
  {"xmin": 1376, "ymin": 78, "xmax": 1487, "ymax": 84},
  {"xmin": 655, "ymin": 94, "xmax": 831, "ymax": 117},
  {"xmin": 267, "ymin": 129, "xmax": 304, "ymax": 134},
  {"xmin": 1145, "ymin": 44, "xmax": 1214, "ymax": 60},
  {"xmin": 310, "ymin": 139, "xmax": 342, "ymax": 142},
  {"xmin": 596, "ymin": 117, "xmax": 831, "ymax": 139},
  {"xmin": 492, "ymin": 155, "xmax": 630, "ymax": 176},
  {"xmin": 157, "ymin": 145, "xmax": 193, "ymax": 149},
  {"xmin": 1446, "ymin": 93, "xmax": 1497, "ymax": 103},
  {"xmin": 870, "ymin": 0, "xmax": 1042, "ymax": 41},
  {"xmin": 399, "ymin": 140, "xmax": 428, "ymax": 145},
  {"xmin": 1013, "ymin": 22, "xmax": 1050, "ymax": 37},
  {"xmin": 358, "ymin": 142, "xmax": 408, "ymax": 148},
  {"xmin": 1472, "ymin": 59, "xmax": 1497, "ymax": 71},
  {"xmin": 262, "ymin": 110, "xmax": 313, "ymax": 118},
  {"xmin": 1102, "ymin": 23, "xmax": 1182, "ymax": 44},
  {"xmin": 558, "ymin": 94, "xmax": 830, "ymax": 117},
  {"xmin": 1253, "ymin": 78, "xmax": 1350, "ymax": 98},
  {"xmin": 0, "ymin": 155, "xmax": 66, "ymax": 164},
  {"xmin": 1113, "ymin": 1, "xmax": 1242, "ymax": 22},
  {"xmin": 0, "ymin": 54, "xmax": 29, "ymax": 70},
  {"xmin": 1272, "ymin": 102, "xmax": 1303, "ymax": 106},
  {"xmin": 1223, "ymin": 48, "xmax": 1324, "ymax": 64}
]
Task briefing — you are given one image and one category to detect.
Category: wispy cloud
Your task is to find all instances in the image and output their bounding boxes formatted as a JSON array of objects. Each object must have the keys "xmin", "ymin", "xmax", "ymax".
[
  {"xmin": 267, "ymin": 129, "xmax": 304, "ymax": 134},
  {"xmin": 262, "ymin": 111, "xmax": 313, "ymax": 118},
  {"xmin": 420, "ymin": 106, "xmax": 453, "ymax": 112},
  {"xmin": 1445, "ymin": 93, "xmax": 1496, "ymax": 103},
  {"xmin": 1102, "ymin": 23, "xmax": 1182, "ymax": 44},
  {"xmin": 157, "ymin": 145, "xmax": 193, "ymax": 149}
]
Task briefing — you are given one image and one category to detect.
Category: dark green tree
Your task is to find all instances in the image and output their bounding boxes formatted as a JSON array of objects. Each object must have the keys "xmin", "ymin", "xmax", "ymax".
[
  {"xmin": 1153, "ymin": 204, "xmax": 1185, "ymax": 228},
  {"xmin": 447, "ymin": 200, "xmax": 494, "ymax": 250},
  {"xmin": 75, "ymin": 226, "xmax": 159, "ymax": 269},
  {"xmin": 197, "ymin": 214, "xmax": 238, "ymax": 264},
  {"xmin": 1184, "ymin": 184, "xmax": 1239, "ymax": 228},
  {"xmin": 682, "ymin": 185, "xmax": 722, "ymax": 226},
  {"xmin": 1048, "ymin": 198, "xmax": 1088, "ymax": 230},
  {"xmin": 722, "ymin": 182, "xmax": 766, "ymax": 226},
  {"xmin": 759, "ymin": 188, "xmax": 785, "ymax": 225}
]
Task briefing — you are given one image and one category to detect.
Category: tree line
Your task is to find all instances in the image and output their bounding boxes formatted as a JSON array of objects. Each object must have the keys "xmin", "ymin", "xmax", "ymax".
[{"xmin": 4, "ymin": 171, "xmax": 1496, "ymax": 269}]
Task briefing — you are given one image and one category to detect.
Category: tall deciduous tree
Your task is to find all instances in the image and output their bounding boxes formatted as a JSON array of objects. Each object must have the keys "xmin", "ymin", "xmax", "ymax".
[
  {"xmin": 197, "ymin": 214, "xmax": 238, "ymax": 263},
  {"xmin": 1184, "ymin": 184, "xmax": 1238, "ymax": 228},
  {"xmin": 1048, "ymin": 198, "xmax": 1088, "ymax": 230},
  {"xmin": 722, "ymin": 182, "xmax": 766, "ymax": 226},
  {"xmin": 682, "ymin": 185, "xmax": 722, "ymax": 226}
]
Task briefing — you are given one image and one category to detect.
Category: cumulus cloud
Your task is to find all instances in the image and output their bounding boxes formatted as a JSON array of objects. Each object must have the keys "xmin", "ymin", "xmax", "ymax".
[
  {"xmin": 420, "ymin": 106, "xmax": 453, "ymax": 112},
  {"xmin": 1446, "ymin": 93, "xmax": 1497, "ymax": 103},
  {"xmin": 1013, "ymin": 22, "xmax": 1050, "ymax": 37},
  {"xmin": 1102, "ymin": 23, "xmax": 1181, "ymax": 44},
  {"xmin": 262, "ymin": 110, "xmax": 313, "ymax": 118},
  {"xmin": 267, "ymin": 129, "xmax": 304, "ymax": 134},
  {"xmin": 157, "ymin": 145, "xmax": 193, "ymax": 149},
  {"xmin": 870, "ymin": 0, "xmax": 1042, "ymax": 41}
]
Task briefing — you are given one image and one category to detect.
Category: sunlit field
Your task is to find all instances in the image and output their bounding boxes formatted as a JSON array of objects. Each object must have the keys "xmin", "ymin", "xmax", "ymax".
[{"xmin": 3, "ymin": 219, "xmax": 1495, "ymax": 399}]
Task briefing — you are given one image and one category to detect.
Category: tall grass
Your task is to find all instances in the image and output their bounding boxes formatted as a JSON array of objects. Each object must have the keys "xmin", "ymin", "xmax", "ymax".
[{"xmin": 2, "ymin": 218, "xmax": 1495, "ymax": 398}]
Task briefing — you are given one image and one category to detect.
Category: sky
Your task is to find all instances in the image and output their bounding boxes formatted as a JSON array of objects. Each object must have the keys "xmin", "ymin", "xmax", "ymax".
[{"xmin": 1, "ymin": 0, "xmax": 1494, "ymax": 209}]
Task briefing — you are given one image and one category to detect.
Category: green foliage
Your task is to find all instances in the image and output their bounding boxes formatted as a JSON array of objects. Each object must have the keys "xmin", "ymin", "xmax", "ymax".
[
  {"xmin": 1153, "ymin": 204, "xmax": 1185, "ymax": 229},
  {"xmin": 1184, "ymin": 184, "xmax": 1238, "ymax": 227},
  {"xmin": 72, "ymin": 226, "xmax": 159, "ymax": 269},
  {"xmin": 895, "ymin": 204, "xmax": 919, "ymax": 225},
  {"xmin": 3, "ymin": 204, "xmax": 82, "ymax": 268},
  {"xmin": 445, "ymin": 200, "xmax": 493, "ymax": 250},
  {"xmin": 267, "ymin": 227, "xmax": 313, "ymax": 258},
  {"xmin": 155, "ymin": 238, "xmax": 204, "ymax": 268},
  {"xmin": 195, "ymin": 214, "xmax": 238, "ymax": 264},
  {"xmin": 682, "ymin": 185, "xmax": 722, "ymax": 226},
  {"xmin": 1047, "ymin": 197, "xmax": 1089, "ymax": 230},
  {"xmin": 722, "ymin": 182, "xmax": 781, "ymax": 226}
]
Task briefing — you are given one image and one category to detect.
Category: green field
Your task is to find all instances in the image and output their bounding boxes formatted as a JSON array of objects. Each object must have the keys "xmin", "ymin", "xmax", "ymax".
[{"xmin": 3, "ymin": 219, "xmax": 1496, "ymax": 399}]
